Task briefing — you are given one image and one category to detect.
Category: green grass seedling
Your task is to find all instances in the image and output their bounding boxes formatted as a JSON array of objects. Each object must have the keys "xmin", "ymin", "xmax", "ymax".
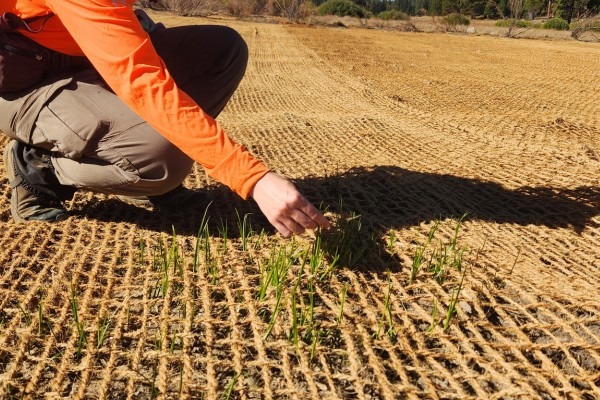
[
  {"xmin": 97, "ymin": 307, "xmax": 119, "ymax": 348},
  {"xmin": 138, "ymin": 235, "xmax": 146, "ymax": 265},
  {"xmin": 218, "ymin": 218, "xmax": 229, "ymax": 256},
  {"xmin": 253, "ymin": 228, "xmax": 267, "ymax": 250},
  {"xmin": 410, "ymin": 221, "xmax": 439, "ymax": 284},
  {"xmin": 428, "ymin": 297, "xmax": 438, "ymax": 333},
  {"xmin": 70, "ymin": 279, "xmax": 87, "ymax": 358},
  {"xmin": 289, "ymin": 275, "xmax": 301, "ymax": 347},
  {"xmin": 193, "ymin": 203, "xmax": 211, "ymax": 273},
  {"xmin": 443, "ymin": 267, "xmax": 467, "ymax": 332},
  {"xmin": 193, "ymin": 209, "xmax": 218, "ymax": 284},
  {"xmin": 133, "ymin": 361, "xmax": 160, "ymax": 400},
  {"xmin": 429, "ymin": 240, "xmax": 450, "ymax": 283},
  {"xmin": 375, "ymin": 271, "xmax": 396, "ymax": 341},
  {"xmin": 324, "ymin": 212, "xmax": 370, "ymax": 269},
  {"xmin": 387, "ymin": 230, "xmax": 396, "ymax": 254},
  {"xmin": 288, "ymin": 258, "xmax": 310, "ymax": 347},
  {"xmin": 257, "ymin": 244, "xmax": 295, "ymax": 301},
  {"xmin": 38, "ymin": 298, "xmax": 44, "ymax": 336},
  {"xmin": 263, "ymin": 284, "xmax": 284, "ymax": 340},
  {"xmin": 150, "ymin": 361, "xmax": 159, "ymax": 400},
  {"xmin": 169, "ymin": 332, "xmax": 180, "ymax": 354},
  {"xmin": 450, "ymin": 213, "xmax": 468, "ymax": 273},
  {"xmin": 219, "ymin": 372, "xmax": 241, "ymax": 400},
  {"xmin": 236, "ymin": 210, "xmax": 253, "ymax": 251},
  {"xmin": 337, "ymin": 283, "xmax": 348, "ymax": 324},
  {"xmin": 18, "ymin": 303, "xmax": 31, "ymax": 326},
  {"xmin": 309, "ymin": 328, "xmax": 320, "ymax": 361},
  {"xmin": 169, "ymin": 227, "xmax": 183, "ymax": 277}
]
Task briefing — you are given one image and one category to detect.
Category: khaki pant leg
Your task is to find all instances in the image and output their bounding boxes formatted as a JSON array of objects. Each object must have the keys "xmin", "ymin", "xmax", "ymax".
[{"xmin": 1, "ymin": 69, "xmax": 193, "ymax": 196}]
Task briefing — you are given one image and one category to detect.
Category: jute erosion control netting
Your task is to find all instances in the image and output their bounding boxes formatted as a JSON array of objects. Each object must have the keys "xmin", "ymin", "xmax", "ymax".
[{"xmin": 1, "ymin": 14, "xmax": 599, "ymax": 400}]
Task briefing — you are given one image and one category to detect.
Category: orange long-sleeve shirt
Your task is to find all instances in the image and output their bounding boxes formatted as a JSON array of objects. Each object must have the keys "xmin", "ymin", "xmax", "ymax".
[{"xmin": 5, "ymin": 0, "xmax": 269, "ymax": 199}]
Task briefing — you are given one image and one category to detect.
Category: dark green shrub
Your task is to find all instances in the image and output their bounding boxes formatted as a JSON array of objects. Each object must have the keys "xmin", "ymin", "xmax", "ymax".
[
  {"xmin": 543, "ymin": 17, "xmax": 569, "ymax": 30},
  {"xmin": 441, "ymin": 12, "xmax": 470, "ymax": 26},
  {"xmin": 318, "ymin": 0, "xmax": 367, "ymax": 17},
  {"xmin": 495, "ymin": 19, "xmax": 529, "ymax": 28},
  {"xmin": 377, "ymin": 10, "xmax": 410, "ymax": 20}
]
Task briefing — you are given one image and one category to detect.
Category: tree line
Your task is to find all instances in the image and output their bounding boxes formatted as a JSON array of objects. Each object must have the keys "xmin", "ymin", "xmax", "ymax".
[{"xmin": 312, "ymin": 0, "xmax": 599, "ymax": 20}]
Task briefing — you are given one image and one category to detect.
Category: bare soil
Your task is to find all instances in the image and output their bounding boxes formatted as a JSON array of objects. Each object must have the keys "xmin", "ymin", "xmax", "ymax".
[{"xmin": 0, "ymin": 13, "xmax": 598, "ymax": 399}]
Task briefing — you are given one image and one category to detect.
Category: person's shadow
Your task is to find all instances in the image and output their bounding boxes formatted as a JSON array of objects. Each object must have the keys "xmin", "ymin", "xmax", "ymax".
[{"xmin": 79, "ymin": 165, "xmax": 599, "ymax": 270}]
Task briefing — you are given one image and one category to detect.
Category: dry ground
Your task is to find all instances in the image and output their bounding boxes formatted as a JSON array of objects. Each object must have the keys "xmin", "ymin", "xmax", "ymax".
[{"xmin": 0, "ymin": 13, "xmax": 599, "ymax": 400}]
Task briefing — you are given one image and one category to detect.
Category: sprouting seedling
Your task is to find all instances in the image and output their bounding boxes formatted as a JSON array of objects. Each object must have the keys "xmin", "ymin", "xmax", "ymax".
[
  {"xmin": 161, "ymin": 253, "xmax": 170, "ymax": 298},
  {"xmin": 253, "ymin": 228, "xmax": 267, "ymax": 251},
  {"xmin": 154, "ymin": 331, "xmax": 164, "ymax": 350},
  {"xmin": 289, "ymin": 275, "xmax": 301, "ymax": 347},
  {"xmin": 450, "ymin": 213, "xmax": 468, "ymax": 253},
  {"xmin": 443, "ymin": 267, "xmax": 468, "ymax": 332},
  {"xmin": 178, "ymin": 363, "xmax": 184, "ymax": 397},
  {"xmin": 169, "ymin": 332, "xmax": 181, "ymax": 354},
  {"xmin": 150, "ymin": 361, "xmax": 159, "ymax": 400},
  {"xmin": 328, "ymin": 212, "xmax": 371, "ymax": 269},
  {"xmin": 138, "ymin": 235, "xmax": 146, "ymax": 265},
  {"xmin": 410, "ymin": 220, "xmax": 440, "ymax": 284},
  {"xmin": 193, "ymin": 206, "xmax": 218, "ymax": 284},
  {"xmin": 375, "ymin": 270, "xmax": 396, "ymax": 341},
  {"xmin": 125, "ymin": 306, "xmax": 131, "ymax": 331},
  {"xmin": 193, "ymin": 203, "xmax": 212, "ymax": 273},
  {"xmin": 309, "ymin": 328, "xmax": 320, "ymax": 361},
  {"xmin": 219, "ymin": 372, "xmax": 241, "ymax": 400},
  {"xmin": 236, "ymin": 210, "xmax": 253, "ymax": 251},
  {"xmin": 169, "ymin": 226, "xmax": 183, "ymax": 277},
  {"xmin": 218, "ymin": 218, "xmax": 228, "ymax": 256},
  {"xmin": 18, "ymin": 302, "xmax": 32, "ymax": 326},
  {"xmin": 337, "ymin": 283, "xmax": 348, "ymax": 324},
  {"xmin": 289, "ymin": 254, "xmax": 311, "ymax": 346},
  {"xmin": 449, "ymin": 213, "xmax": 469, "ymax": 274},
  {"xmin": 132, "ymin": 360, "xmax": 159, "ymax": 400},
  {"xmin": 256, "ymin": 258, "xmax": 271, "ymax": 302},
  {"xmin": 97, "ymin": 307, "xmax": 120, "ymax": 348},
  {"xmin": 430, "ymin": 240, "xmax": 449, "ymax": 283},
  {"xmin": 263, "ymin": 283, "xmax": 284, "ymax": 340},
  {"xmin": 38, "ymin": 298, "xmax": 44, "ymax": 336},
  {"xmin": 387, "ymin": 231, "xmax": 396, "ymax": 254},
  {"xmin": 309, "ymin": 233, "xmax": 323, "ymax": 275},
  {"xmin": 70, "ymin": 278, "xmax": 87, "ymax": 358},
  {"xmin": 427, "ymin": 297, "xmax": 438, "ymax": 333}
]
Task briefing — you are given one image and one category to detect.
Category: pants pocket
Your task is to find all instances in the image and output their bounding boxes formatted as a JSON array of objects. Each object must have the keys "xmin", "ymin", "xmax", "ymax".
[{"xmin": 32, "ymin": 75, "xmax": 113, "ymax": 159}]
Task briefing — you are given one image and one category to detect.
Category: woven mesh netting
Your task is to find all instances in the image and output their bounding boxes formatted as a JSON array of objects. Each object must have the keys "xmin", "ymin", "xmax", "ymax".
[{"xmin": 0, "ymin": 15, "xmax": 599, "ymax": 399}]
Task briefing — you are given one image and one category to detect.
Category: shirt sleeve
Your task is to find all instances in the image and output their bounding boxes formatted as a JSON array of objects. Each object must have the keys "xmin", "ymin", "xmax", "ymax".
[{"xmin": 44, "ymin": 0, "xmax": 269, "ymax": 199}]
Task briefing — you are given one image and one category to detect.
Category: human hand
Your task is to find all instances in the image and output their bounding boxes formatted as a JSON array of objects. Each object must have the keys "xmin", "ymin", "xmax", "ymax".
[{"xmin": 250, "ymin": 172, "xmax": 330, "ymax": 237}]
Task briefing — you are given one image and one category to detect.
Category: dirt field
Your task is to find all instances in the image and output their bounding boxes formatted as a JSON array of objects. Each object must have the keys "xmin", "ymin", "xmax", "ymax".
[{"xmin": 0, "ymin": 13, "xmax": 599, "ymax": 399}]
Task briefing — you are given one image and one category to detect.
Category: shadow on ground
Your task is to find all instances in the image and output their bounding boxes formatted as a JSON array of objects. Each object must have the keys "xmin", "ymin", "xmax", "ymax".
[
  {"xmin": 78, "ymin": 165, "xmax": 599, "ymax": 269},
  {"xmin": 82, "ymin": 165, "xmax": 598, "ymax": 231},
  {"xmin": 297, "ymin": 165, "xmax": 600, "ymax": 234}
]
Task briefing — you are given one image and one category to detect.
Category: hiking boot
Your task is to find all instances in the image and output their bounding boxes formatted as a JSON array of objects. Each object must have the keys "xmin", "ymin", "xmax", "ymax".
[
  {"xmin": 117, "ymin": 185, "xmax": 210, "ymax": 211},
  {"xmin": 3, "ymin": 140, "xmax": 68, "ymax": 222}
]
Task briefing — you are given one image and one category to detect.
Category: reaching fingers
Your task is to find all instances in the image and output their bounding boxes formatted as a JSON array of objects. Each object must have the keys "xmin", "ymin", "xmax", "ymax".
[
  {"xmin": 275, "ymin": 202, "xmax": 329, "ymax": 238},
  {"xmin": 272, "ymin": 220, "xmax": 294, "ymax": 238},
  {"xmin": 292, "ymin": 195, "xmax": 330, "ymax": 230},
  {"xmin": 250, "ymin": 172, "xmax": 330, "ymax": 237}
]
